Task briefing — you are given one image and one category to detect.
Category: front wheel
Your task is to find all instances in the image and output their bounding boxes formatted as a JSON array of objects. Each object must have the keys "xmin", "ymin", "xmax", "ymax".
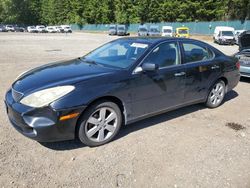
[
  {"xmin": 77, "ymin": 101, "xmax": 122, "ymax": 147},
  {"xmin": 206, "ymin": 80, "xmax": 226, "ymax": 108}
]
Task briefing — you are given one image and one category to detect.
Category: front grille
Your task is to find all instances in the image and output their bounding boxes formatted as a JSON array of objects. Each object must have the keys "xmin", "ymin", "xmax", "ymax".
[{"xmin": 12, "ymin": 88, "xmax": 23, "ymax": 102}]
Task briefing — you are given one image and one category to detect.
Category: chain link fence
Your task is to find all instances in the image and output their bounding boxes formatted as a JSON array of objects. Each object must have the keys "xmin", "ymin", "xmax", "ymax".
[{"xmin": 71, "ymin": 20, "xmax": 250, "ymax": 35}]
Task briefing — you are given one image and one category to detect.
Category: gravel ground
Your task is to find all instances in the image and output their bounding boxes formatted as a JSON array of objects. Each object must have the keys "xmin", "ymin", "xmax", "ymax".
[{"xmin": 0, "ymin": 32, "xmax": 249, "ymax": 188}]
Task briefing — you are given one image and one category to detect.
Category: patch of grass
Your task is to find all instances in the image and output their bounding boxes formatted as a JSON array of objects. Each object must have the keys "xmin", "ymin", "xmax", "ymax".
[{"xmin": 226, "ymin": 122, "xmax": 246, "ymax": 131}]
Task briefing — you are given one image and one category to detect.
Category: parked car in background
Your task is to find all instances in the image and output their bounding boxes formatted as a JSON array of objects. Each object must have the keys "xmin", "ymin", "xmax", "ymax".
[
  {"xmin": 53, "ymin": 26, "xmax": 64, "ymax": 33},
  {"xmin": 175, "ymin": 27, "xmax": 190, "ymax": 38},
  {"xmin": 234, "ymin": 30, "xmax": 245, "ymax": 45},
  {"xmin": 161, "ymin": 26, "xmax": 173, "ymax": 37},
  {"xmin": 213, "ymin": 26, "xmax": 235, "ymax": 45},
  {"xmin": 0, "ymin": 25, "xmax": 7, "ymax": 32},
  {"xmin": 4, "ymin": 37, "xmax": 240, "ymax": 146},
  {"xmin": 235, "ymin": 30, "xmax": 250, "ymax": 78},
  {"xmin": 46, "ymin": 26, "xmax": 57, "ymax": 33},
  {"xmin": 148, "ymin": 25, "xmax": 160, "ymax": 36},
  {"xmin": 36, "ymin": 25, "xmax": 47, "ymax": 33},
  {"xmin": 138, "ymin": 25, "xmax": 148, "ymax": 36},
  {"xmin": 14, "ymin": 26, "xmax": 25, "ymax": 32},
  {"xmin": 61, "ymin": 25, "xmax": 72, "ymax": 33},
  {"xmin": 109, "ymin": 24, "xmax": 117, "ymax": 35},
  {"xmin": 117, "ymin": 25, "xmax": 128, "ymax": 36},
  {"xmin": 5, "ymin": 25, "xmax": 15, "ymax": 32},
  {"xmin": 27, "ymin": 26, "xmax": 38, "ymax": 33}
]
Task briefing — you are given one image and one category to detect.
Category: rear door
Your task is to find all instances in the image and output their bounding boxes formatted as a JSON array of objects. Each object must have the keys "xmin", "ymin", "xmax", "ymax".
[
  {"xmin": 129, "ymin": 41, "xmax": 186, "ymax": 119},
  {"xmin": 180, "ymin": 41, "xmax": 220, "ymax": 103}
]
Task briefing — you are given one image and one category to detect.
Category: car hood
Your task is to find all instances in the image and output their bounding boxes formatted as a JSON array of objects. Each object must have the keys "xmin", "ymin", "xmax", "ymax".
[
  {"xmin": 12, "ymin": 58, "xmax": 115, "ymax": 94},
  {"xmin": 239, "ymin": 30, "xmax": 250, "ymax": 51}
]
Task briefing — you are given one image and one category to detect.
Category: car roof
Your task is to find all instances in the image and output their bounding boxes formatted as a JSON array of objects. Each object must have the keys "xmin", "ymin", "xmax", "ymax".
[
  {"xmin": 117, "ymin": 37, "xmax": 205, "ymax": 45},
  {"xmin": 176, "ymin": 27, "xmax": 189, "ymax": 30}
]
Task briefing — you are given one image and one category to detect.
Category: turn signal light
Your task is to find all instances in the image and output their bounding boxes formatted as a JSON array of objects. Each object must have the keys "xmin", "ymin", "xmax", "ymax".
[{"xmin": 59, "ymin": 113, "xmax": 79, "ymax": 121}]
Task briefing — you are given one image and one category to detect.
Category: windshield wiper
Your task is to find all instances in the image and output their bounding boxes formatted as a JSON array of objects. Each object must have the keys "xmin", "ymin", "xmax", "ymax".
[{"xmin": 79, "ymin": 57, "xmax": 98, "ymax": 65}]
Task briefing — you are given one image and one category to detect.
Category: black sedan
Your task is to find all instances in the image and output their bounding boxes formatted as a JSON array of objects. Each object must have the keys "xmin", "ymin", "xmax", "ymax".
[{"xmin": 5, "ymin": 37, "xmax": 240, "ymax": 146}]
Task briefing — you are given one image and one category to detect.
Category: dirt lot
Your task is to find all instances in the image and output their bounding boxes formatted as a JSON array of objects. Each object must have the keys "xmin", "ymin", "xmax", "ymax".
[{"xmin": 0, "ymin": 33, "xmax": 250, "ymax": 188}]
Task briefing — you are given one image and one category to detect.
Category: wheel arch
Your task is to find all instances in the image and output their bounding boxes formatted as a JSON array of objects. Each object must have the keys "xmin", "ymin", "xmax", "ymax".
[
  {"xmin": 75, "ymin": 95, "xmax": 127, "ymax": 137},
  {"xmin": 218, "ymin": 77, "xmax": 228, "ymax": 92}
]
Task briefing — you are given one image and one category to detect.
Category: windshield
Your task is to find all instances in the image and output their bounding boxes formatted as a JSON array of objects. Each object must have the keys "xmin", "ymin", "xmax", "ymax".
[
  {"xmin": 139, "ymin": 28, "xmax": 147, "ymax": 32},
  {"xmin": 65, "ymin": 27, "xmax": 70, "ymax": 29},
  {"xmin": 84, "ymin": 40, "xmax": 149, "ymax": 69},
  {"xmin": 30, "ymin": 26, "xmax": 35, "ymax": 29},
  {"xmin": 178, "ymin": 29, "xmax": 188, "ymax": 34},
  {"xmin": 109, "ymin": 26, "xmax": 116, "ymax": 30},
  {"xmin": 39, "ymin": 26, "xmax": 45, "ymax": 29},
  {"xmin": 221, "ymin": 31, "xmax": 234, "ymax": 36},
  {"xmin": 163, "ymin": 29, "xmax": 172, "ymax": 33},
  {"xmin": 118, "ymin": 27, "xmax": 125, "ymax": 30},
  {"xmin": 150, "ymin": 28, "xmax": 159, "ymax": 32}
]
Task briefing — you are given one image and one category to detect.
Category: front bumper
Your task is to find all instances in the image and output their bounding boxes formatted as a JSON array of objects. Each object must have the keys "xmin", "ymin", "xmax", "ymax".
[
  {"xmin": 220, "ymin": 39, "xmax": 235, "ymax": 44},
  {"xmin": 5, "ymin": 89, "xmax": 86, "ymax": 142},
  {"xmin": 117, "ymin": 32, "xmax": 125, "ymax": 36}
]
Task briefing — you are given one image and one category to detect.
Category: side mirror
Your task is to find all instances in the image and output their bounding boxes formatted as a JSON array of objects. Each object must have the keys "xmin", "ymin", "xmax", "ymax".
[{"xmin": 142, "ymin": 63, "xmax": 159, "ymax": 71}]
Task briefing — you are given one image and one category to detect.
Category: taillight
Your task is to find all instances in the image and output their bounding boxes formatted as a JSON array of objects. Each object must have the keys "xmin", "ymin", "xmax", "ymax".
[{"xmin": 236, "ymin": 61, "xmax": 240, "ymax": 69}]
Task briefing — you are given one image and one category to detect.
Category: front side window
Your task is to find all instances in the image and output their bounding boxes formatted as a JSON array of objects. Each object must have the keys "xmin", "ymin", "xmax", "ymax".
[
  {"xmin": 182, "ymin": 42, "xmax": 214, "ymax": 63},
  {"xmin": 84, "ymin": 40, "xmax": 149, "ymax": 69},
  {"xmin": 143, "ymin": 42, "xmax": 180, "ymax": 68}
]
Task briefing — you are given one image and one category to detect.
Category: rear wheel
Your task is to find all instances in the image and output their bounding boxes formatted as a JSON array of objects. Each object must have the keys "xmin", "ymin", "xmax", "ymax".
[
  {"xmin": 206, "ymin": 80, "xmax": 226, "ymax": 108},
  {"xmin": 77, "ymin": 101, "xmax": 122, "ymax": 147}
]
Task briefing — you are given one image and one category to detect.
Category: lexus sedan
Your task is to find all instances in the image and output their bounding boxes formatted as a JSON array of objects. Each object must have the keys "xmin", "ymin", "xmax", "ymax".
[{"xmin": 5, "ymin": 37, "xmax": 240, "ymax": 146}]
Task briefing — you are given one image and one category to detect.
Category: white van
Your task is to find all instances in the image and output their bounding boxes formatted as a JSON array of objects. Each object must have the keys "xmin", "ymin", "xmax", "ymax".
[
  {"xmin": 161, "ymin": 26, "xmax": 173, "ymax": 37},
  {"xmin": 213, "ymin": 26, "xmax": 235, "ymax": 45}
]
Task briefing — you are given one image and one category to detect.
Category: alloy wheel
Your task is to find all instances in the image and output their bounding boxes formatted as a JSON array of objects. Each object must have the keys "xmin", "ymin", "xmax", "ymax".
[
  {"xmin": 85, "ymin": 107, "xmax": 118, "ymax": 142},
  {"xmin": 209, "ymin": 82, "xmax": 225, "ymax": 106}
]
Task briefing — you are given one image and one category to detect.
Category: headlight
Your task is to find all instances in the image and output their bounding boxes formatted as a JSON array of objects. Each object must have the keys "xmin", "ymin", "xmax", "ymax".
[{"xmin": 20, "ymin": 86, "xmax": 75, "ymax": 108}]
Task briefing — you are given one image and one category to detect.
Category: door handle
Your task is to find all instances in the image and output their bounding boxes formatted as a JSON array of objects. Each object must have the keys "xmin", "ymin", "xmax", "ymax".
[
  {"xmin": 174, "ymin": 72, "xmax": 186, "ymax": 77},
  {"xmin": 211, "ymin": 65, "xmax": 220, "ymax": 70}
]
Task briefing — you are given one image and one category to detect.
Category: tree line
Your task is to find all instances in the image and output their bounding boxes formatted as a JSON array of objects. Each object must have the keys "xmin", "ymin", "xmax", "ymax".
[{"xmin": 0, "ymin": 0, "xmax": 249, "ymax": 25}]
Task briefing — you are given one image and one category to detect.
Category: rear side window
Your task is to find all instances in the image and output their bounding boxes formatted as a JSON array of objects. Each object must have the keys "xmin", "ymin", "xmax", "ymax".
[{"xmin": 182, "ymin": 43, "xmax": 214, "ymax": 63}]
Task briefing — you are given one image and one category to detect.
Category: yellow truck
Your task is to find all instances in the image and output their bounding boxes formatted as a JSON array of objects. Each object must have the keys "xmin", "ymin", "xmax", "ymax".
[{"xmin": 175, "ymin": 27, "xmax": 190, "ymax": 38}]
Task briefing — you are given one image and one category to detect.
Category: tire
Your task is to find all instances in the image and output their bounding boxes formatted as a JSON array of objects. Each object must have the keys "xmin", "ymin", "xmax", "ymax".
[
  {"xmin": 77, "ymin": 100, "xmax": 122, "ymax": 147},
  {"xmin": 206, "ymin": 80, "xmax": 226, "ymax": 108}
]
